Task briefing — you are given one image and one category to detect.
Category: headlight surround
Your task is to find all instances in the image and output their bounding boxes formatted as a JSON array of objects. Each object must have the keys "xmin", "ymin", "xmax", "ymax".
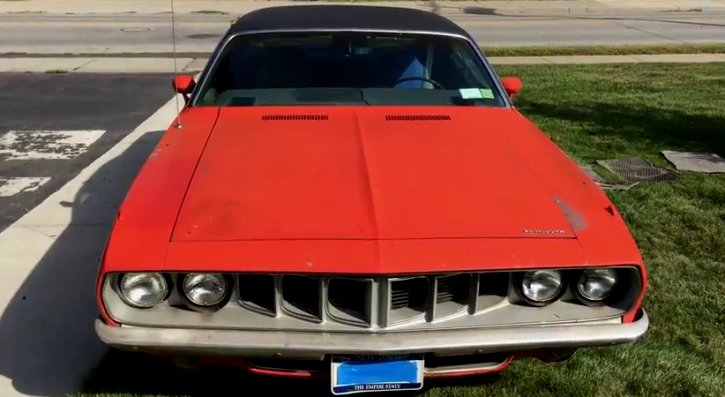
[
  {"xmin": 576, "ymin": 268, "xmax": 618, "ymax": 302},
  {"xmin": 519, "ymin": 270, "xmax": 564, "ymax": 305},
  {"xmin": 118, "ymin": 272, "xmax": 168, "ymax": 308},
  {"xmin": 182, "ymin": 273, "xmax": 229, "ymax": 307}
]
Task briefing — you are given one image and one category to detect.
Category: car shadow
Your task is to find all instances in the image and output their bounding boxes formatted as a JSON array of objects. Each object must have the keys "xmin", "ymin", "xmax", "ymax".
[
  {"xmin": 81, "ymin": 350, "xmax": 329, "ymax": 397},
  {"xmin": 0, "ymin": 129, "xmax": 165, "ymax": 396},
  {"xmin": 79, "ymin": 348, "xmax": 502, "ymax": 397},
  {"xmin": 513, "ymin": 99, "xmax": 725, "ymax": 159}
]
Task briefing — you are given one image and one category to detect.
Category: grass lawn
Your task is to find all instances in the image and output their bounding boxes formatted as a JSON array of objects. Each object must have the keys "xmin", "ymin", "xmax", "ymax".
[
  {"xmin": 482, "ymin": 43, "xmax": 725, "ymax": 57},
  {"xmin": 76, "ymin": 63, "xmax": 725, "ymax": 397}
]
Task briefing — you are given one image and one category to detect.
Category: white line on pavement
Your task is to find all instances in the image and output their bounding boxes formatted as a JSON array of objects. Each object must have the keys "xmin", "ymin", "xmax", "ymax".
[
  {"xmin": 0, "ymin": 177, "xmax": 51, "ymax": 197},
  {"xmin": 0, "ymin": 130, "xmax": 106, "ymax": 160}
]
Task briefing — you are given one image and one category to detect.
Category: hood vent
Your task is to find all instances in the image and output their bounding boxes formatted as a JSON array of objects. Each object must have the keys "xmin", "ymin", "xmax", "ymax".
[
  {"xmin": 261, "ymin": 115, "xmax": 329, "ymax": 121},
  {"xmin": 385, "ymin": 115, "xmax": 451, "ymax": 121}
]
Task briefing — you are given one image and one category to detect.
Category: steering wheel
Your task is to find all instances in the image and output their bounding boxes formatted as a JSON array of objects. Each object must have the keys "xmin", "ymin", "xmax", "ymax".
[{"xmin": 393, "ymin": 76, "xmax": 444, "ymax": 90}]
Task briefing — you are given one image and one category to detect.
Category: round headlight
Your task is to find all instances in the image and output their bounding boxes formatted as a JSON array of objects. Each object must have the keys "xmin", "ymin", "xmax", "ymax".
[
  {"xmin": 119, "ymin": 273, "xmax": 168, "ymax": 308},
  {"xmin": 182, "ymin": 273, "xmax": 228, "ymax": 307},
  {"xmin": 521, "ymin": 270, "xmax": 564, "ymax": 303},
  {"xmin": 577, "ymin": 269, "xmax": 618, "ymax": 301}
]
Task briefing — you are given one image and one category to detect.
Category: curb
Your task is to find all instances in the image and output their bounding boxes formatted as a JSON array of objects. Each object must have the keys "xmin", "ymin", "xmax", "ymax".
[
  {"xmin": 432, "ymin": 4, "xmax": 725, "ymax": 15},
  {"xmin": 2, "ymin": 1, "xmax": 725, "ymax": 15}
]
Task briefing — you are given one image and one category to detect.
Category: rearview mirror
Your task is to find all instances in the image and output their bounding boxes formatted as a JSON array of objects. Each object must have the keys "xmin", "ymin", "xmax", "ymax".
[
  {"xmin": 172, "ymin": 75, "xmax": 196, "ymax": 103},
  {"xmin": 500, "ymin": 77, "xmax": 523, "ymax": 97}
]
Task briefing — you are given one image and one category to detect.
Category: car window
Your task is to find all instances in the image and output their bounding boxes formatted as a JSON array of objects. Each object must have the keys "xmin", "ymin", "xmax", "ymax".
[{"xmin": 195, "ymin": 32, "xmax": 506, "ymax": 107}]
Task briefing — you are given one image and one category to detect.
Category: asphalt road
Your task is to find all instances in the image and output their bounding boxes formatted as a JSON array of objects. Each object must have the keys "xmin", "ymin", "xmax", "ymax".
[
  {"xmin": 2, "ymin": 11, "xmax": 725, "ymax": 55},
  {"xmin": 0, "ymin": 73, "xmax": 174, "ymax": 233}
]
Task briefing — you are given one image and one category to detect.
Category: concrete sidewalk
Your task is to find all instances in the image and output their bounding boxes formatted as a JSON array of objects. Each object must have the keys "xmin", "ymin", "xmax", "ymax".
[
  {"xmin": 1, "ymin": 53, "xmax": 724, "ymax": 74},
  {"xmin": 1, "ymin": 0, "xmax": 725, "ymax": 15},
  {"xmin": 0, "ymin": 93, "xmax": 185, "ymax": 397}
]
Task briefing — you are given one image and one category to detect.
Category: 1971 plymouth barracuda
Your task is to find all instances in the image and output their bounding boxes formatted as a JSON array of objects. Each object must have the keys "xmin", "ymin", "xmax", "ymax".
[{"xmin": 94, "ymin": 4, "xmax": 649, "ymax": 394}]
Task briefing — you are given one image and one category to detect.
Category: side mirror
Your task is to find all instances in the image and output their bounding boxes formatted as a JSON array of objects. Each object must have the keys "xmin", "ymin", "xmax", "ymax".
[
  {"xmin": 172, "ymin": 75, "xmax": 196, "ymax": 103},
  {"xmin": 500, "ymin": 77, "xmax": 523, "ymax": 98}
]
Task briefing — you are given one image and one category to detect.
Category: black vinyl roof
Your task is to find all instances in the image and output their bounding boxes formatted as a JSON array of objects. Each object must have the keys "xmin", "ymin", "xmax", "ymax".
[{"xmin": 226, "ymin": 5, "xmax": 471, "ymax": 39}]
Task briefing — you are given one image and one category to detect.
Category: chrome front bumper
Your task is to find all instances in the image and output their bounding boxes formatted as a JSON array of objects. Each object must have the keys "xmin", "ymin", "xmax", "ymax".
[{"xmin": 96, "ymin": 309, "xmax": 649, "ymax": 359}]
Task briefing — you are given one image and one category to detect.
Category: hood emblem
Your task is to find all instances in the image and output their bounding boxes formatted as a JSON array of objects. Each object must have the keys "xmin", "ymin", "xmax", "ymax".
[{"xmin": 523, "ymin": 229, "xmax": 566, "ymax": 234}]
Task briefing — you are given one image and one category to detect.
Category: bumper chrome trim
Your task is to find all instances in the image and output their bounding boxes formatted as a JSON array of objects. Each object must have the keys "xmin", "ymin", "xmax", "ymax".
[{"xmin": 96, "ymin": 309, "xmax": 648, "ymax": 358}]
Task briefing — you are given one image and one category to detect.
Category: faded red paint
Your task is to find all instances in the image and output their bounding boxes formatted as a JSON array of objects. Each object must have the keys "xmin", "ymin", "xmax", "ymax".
[
  {"xmin": 102, "ymin": 107, "xmax": 219, "ymax": 273},
  {"xmin": 172, "ymin": 107, "xmax": 576, "ymax": 242},
  {"xmin": 163, "ymin": 238, "xmax": 587, "ymax": 274}
]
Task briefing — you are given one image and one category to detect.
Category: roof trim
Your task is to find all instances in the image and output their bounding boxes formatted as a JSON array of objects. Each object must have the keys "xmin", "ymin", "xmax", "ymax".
[{"xmin": 226, "ymin": 5, "xmax": 471, "ymax": 38}]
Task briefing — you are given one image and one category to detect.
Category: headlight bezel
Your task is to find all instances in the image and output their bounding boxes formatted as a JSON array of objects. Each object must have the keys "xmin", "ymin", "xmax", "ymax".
[
  {"xmin": 513, "ymin": 269, "xmax": 566, "ymax": 307},
  {"xmin": 177, "ymin": 273, "xmax": 233, "ymax": 312},
  {"xmin": 513, "ymin": 266, "xmax": 639, "ymax": 308},
  {"xmin": 571, "ymin": 268, "xmax": 627, "ymax": 307},
  {"xmin": 116, "ymin": 272, "xmax": 171, "ymax": 309},
  {"xmin": 577, "ymin": 268, "xmax": 618, "ymax": 300}
]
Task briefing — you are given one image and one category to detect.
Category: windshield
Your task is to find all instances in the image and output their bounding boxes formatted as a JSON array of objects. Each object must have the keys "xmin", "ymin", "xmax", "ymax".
[{"xmin": 195, "ymin": 32, "xmax": 506, "ymax": 107}]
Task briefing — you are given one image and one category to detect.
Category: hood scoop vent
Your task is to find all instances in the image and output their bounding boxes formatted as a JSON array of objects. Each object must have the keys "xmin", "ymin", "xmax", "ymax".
[
  {"xmin": 261, "ymin": 115, "xmax": 329, "ymax": 121},
  {"xmin": 385, "ymin": 115, "xmax": 451, "ymax": 121}
]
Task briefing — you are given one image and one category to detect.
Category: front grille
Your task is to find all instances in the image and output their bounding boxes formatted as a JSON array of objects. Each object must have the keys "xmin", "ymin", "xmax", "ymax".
[{"xmin": 237, "ymin": 273, "xmax": 509, "ymax": 329}]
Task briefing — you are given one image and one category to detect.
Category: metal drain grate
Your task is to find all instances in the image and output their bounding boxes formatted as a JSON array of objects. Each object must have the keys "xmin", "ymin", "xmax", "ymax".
[
  {"xmin": 185, "ymin": 33, "xmax": 221, "ymax": 40},
  {"xmin": 597, "ymin": 157, "xmax": 678, "ymax": 183}
]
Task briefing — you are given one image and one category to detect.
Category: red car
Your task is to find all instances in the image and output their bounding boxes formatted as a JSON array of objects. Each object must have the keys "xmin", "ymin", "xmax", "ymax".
[{"xmin": 94, "ymin": 4, "xmax": 649, "ymax": 394}]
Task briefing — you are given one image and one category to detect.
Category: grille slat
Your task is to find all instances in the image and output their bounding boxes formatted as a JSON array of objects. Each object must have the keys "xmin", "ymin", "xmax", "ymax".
[
  {"xmin": 238, "ymin": 274, "xmax": 276, "ymax": 316},
  {"xmin": 436, "ymin": 274, "xmax": 471, "ymax": 304},
  {"xmin": 391, "ymin": 290, "xmax": 411, "ymax": 309},
  {"xmin": 433, "ymin": 274, "xmax": 472, "ymax": 319},
  {"xmin": 328, "ymin": 278, "xmax": 370, "ymax": 326},
  {"xmin": 281, "ymin": 275, "xmax": 321, "ymax": 321},
  {"xmin": 386, "ymin": 277, "xmax": 429, "ymax": 326}
]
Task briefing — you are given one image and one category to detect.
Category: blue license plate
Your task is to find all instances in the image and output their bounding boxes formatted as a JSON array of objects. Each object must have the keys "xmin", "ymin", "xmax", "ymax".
[{"xmin": 331, "ymin": 355, "xmax": 424, "ymax": 395}]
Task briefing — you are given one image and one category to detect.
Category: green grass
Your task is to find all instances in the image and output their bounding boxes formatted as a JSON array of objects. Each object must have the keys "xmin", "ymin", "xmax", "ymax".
[
  {"xmin": 76, "ymin": 63, "xmax": 725, "ymax": 397},
  {"xmin": 482, "ymin": 43, "xmax": 725, "ymax": 57}
]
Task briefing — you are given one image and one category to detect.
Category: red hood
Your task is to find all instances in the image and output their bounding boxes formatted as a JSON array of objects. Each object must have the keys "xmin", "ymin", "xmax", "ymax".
[{"xmin": 171, "ymin": 107, "xmax": 575, "ymax": 242}]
